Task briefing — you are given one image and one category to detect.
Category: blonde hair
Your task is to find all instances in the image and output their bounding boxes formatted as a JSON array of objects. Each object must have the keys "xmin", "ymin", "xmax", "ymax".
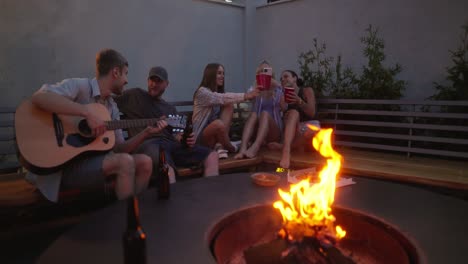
[
  {"xmin": 256, "ymin": 60, "xmax": 274, "ymax": 76},
  {"xmin": 254, "ymin": 60, "xmax": 276, "ymax": 87},
  {"xmin": 253, "ymin": 61, "xmax": 277, "ymax": 99}
]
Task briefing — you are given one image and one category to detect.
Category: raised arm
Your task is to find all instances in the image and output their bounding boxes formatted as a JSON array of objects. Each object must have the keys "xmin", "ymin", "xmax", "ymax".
[
  {"xmin": 195, "ymin": 87, "xmax": 258, "ymax": 106},
  {"xmin": 32, "ymin": 89, "xmax": 90, "ymax": 118}
]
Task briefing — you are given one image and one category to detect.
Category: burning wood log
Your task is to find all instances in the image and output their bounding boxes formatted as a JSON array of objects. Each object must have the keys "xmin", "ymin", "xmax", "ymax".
[
  {"xmin": 244, "ymin": 237, "xmax": 355, "ymax": 264},
  {"xmin": 244, "ymin": 126, "xmax": 353, "ymax": 263}
]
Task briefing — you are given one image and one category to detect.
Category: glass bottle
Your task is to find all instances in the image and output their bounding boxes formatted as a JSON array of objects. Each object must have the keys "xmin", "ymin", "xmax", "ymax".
[
  {"xmin": 157, "ymin": 148, "xmax": 170, "ymax": 199},
  {"xmin": 123, "ymin": 196, "xmax": 147, "ymax": 264},
  {"xmin": 181, "ymin": 113, "xmax": 193, "ymax": 148}
]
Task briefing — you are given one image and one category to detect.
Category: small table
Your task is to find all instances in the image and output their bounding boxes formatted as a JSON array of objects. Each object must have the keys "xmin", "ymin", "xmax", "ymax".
[{"xmin": 38, "ymin": 172, "xmax": 468, "ymax": 264}]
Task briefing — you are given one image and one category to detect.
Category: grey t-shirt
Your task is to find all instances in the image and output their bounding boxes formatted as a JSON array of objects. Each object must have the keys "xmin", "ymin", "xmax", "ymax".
[{"xmin": 115, "ymin": 87, "xmax": 178, "ymax": 141}]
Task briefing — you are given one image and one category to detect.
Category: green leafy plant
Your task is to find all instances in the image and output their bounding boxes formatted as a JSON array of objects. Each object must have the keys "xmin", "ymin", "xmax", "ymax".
[
  {"xmin": 298, "ymin": 25, "xmax": 405, "ymax": 100},
  {"xmin": 421, "ymin": 23, "xmax": 468, "ymax": 145},
  {"xmin": 298, "ymin": 38, "xmax": 333, "ymax": 97},
  {"xmin": 358, "ymin": 25, "xmax": 406, "ymax": 100},
  {"xmin": 329, "ymin": 55, "xmax": 359, "ymax": 99},
  {"xmin": 429, "ymin": 23, "xmax": 468, "ymax": 110}
]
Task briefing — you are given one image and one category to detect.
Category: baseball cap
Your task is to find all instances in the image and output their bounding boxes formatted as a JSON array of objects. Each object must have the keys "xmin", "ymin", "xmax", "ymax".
[{"xmin": 148, "ymin": 66, "xmax": 168, "ymax": 81}]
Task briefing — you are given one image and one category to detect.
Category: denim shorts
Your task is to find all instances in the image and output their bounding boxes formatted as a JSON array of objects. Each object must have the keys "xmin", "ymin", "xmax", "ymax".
[
  {"xmin": 299, "ymin": 120, "xmax": 321, "ymax": 135},
  {"xmin": 136, "ymin": 137, "xmax": 212, "ymax": 169}
]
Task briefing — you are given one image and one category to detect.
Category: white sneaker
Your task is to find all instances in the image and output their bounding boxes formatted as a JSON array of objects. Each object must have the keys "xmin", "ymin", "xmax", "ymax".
[
  {"xmin": 214, "ymin": 143, "xmax": 223, "ymax": 151},
  {"xmin": 217, "ymin": 149, "xmax": 228, "ymax": 159},
  {"xmin": 230, "ymin": 140, "xmax": 241, "ymax": 153}
]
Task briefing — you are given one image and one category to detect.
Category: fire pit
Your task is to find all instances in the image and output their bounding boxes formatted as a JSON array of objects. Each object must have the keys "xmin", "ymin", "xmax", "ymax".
[
  {"xmin": 210, "ymin": 127, "xmax": 419, "ymax": 264},
  {"xmin": 37, "ymin": 125, "xmax": 468, "ymax": 264},
  {"xmin": 208, "ymin": 204, "xmax": 420, "ymax": 264}
]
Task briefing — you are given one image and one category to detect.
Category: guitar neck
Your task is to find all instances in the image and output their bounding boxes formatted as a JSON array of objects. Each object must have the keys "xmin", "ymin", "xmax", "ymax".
[{"xmin": 105, "ymin": 118, "xmax": 163, "ymax": 130}]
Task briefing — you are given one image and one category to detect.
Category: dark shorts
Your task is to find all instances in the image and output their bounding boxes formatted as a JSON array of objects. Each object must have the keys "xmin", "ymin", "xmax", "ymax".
[
  {"xmin": 61, "ymin": 153, "xmax": 109, "ymax": 196},
  {"xmin": 136, "ymin": 137, "xmax": 212, "ymax": 170}
]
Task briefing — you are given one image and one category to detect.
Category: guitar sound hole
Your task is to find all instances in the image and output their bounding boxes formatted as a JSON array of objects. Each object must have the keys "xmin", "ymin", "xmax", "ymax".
[
  {"xmin": 103, "ymin": 137, "xmax": 109, "ymax": 144},
  {"xmin": 66, "ymin": 134, "xmax": 95, "ymax": 147},
  {"xmin": 78, "ymin": 119, "xmax": 92, "ymax": 137}
]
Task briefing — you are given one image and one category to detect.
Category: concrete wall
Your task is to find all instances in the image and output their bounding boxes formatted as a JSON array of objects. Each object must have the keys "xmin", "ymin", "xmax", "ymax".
[
  {"xmin": 0, "ymin": 0, "xmax": 244, "ymax": 107},
  {"xmin": 254, "ymin": 0, "xmax": 468, "ymax": 99},
  {"xmin": 1, "ymin": 0, "xmax": 467, "ymax": 107}
]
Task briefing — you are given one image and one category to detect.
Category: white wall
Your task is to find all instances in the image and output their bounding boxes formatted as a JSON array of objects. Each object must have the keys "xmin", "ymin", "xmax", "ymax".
[
  {"xmin": 254, "ymin": 0, "xmax": 468, "ymax": 99},
  {"xmin": 0, "ymin": 0, "xmax": 244, "ymax": 107}
]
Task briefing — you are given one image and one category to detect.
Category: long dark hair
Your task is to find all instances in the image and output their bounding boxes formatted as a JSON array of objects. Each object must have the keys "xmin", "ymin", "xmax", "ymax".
[
  {"xmin": 197, "ymin": 63, "xmax": 225, "ymax": 93},
  {"xmin": 283, "ymin": 70, "xmax": 304, "ymax": 87}
]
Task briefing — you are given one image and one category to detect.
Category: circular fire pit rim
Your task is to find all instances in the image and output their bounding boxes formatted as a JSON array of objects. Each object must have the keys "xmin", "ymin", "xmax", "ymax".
[{"xmin": 207, "ymin": 203, "xmax": 426, "ymax": 264}]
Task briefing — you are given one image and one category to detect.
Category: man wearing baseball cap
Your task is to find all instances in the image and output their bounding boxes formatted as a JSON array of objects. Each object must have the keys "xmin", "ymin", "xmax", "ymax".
[{"xmin": 115, "ymin": 66, "xmax": 219, "ymax": 184}]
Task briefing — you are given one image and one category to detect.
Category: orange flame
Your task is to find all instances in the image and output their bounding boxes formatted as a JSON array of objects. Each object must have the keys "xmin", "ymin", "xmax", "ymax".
[{"xmin": 273, "ymin": 126, "xmax": 346, "ymax": 243}]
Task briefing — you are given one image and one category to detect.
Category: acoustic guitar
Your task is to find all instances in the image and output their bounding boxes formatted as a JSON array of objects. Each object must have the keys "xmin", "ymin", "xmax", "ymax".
[{"xmin": 15, "ymin": 99, "xmax": 186, "ymax": 174}]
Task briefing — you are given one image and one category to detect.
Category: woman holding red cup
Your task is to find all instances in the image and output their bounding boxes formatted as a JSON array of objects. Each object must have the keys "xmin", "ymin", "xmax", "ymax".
[
  {"xmin": 268, "ymin": 70, "xmax": 320, "ymax": 169},
  {"xmin": 234, "ymin": 61, "xmax": 286, "ymax": 159}
]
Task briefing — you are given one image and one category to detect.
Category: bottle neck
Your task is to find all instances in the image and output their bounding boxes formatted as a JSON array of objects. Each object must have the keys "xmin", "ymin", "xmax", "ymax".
[
  {"xmin": 159, "ymin": 149, "xmax": 166, "ymax": 164},
  {"xmin": 127, "ymin": 196, "xmax": 141, "ymax": 229}
]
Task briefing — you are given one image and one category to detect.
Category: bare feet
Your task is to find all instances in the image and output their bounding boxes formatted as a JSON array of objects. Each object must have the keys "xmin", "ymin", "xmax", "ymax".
[
  {"xmin": 279, "ymin": 156, "xmax": 290, "ymax": 169},
  {"xmin": 234, "ymin": 151, "xmax": 247, "ymax": 160},
  {"xmin": 244, "ymin": 146, "xmax": 259, "ymax": 159},
  {"xmin": 267, "ymin": 142, "xmax": 283, "ymax": 150},
  {"xmin": 279, "ymin": 150, "xmax": 290, "ymax": 169}
]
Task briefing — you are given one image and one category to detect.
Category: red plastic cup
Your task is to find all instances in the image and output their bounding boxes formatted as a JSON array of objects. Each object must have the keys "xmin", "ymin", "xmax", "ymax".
[
  {"xmin": 256, "ymin": 74, "xmax": 272, "ymax": 91},
  {"xmin": 284, "ymin": 87, "xmax": 295, "ymax": 103}
]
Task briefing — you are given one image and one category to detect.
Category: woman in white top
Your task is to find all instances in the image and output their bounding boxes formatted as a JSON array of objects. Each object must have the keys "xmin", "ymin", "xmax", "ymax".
[{"xmin": 192, "ymin": 63, "xmax": 259, "ymax": 153}]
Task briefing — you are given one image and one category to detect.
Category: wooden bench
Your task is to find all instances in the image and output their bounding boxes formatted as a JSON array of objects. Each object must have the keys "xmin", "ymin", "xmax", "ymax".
[
  {"xmin": 1, "ymin": 99, "xmax": 468, "ymax": 208},
  {"xmin": 0, "ymin": 107, "xmax": 20, "ymax": 174},
  {"xmin": 316, "ymin": 99, "xmax": 468, "ymax": 159},
  {"xmin": 0, "ymin": 107, "xmax": 40, "ymax": 207},
  {"xmin": 1, "ymin": 98, "xmax": 467, "ymax": 238},
  {"xmin": 172, "ymin": 99, "xmax": 468, "ymax": 190},
  {"xmin": 0, "ymin": 102, "xmax": 258, "ymax": 207},
  {"xmin": 310, "ymin": 99, "xmax": 468, "ymax": 191}
]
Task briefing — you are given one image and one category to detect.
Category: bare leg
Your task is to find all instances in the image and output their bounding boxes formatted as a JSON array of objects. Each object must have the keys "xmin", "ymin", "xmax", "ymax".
[
  {"xmin": 234, "ymin": 113, "xmax": 258, "ymax": 159},
  {"xmin": 291, "ymin": 122, "xmax": 320, "ymax": 151},
  {"xmin": 220, "ymin": 104, "xmax": 235, "ymax": 151},
  {"xmin": 279, "ymin": 110, "xmax": 300, "ymax": 169},
  {"xmin": 203, "ymin": 151, "xmax": 219, "ymax": 177},
  {"xmin": 267, "ymin": 141, "xmax": 283, "ymax": 150},
  {"xmin": 220, "ymin": 103, "xmax": 234, "ymax": 128},
  {"xmin": 102, "ymin": 153, "xmax": 135, "ymax": 200},
  {"xmin": 269, "ymin": 120, "xmax": 319, "ymax": 153},
  {"xmin": 245, "ymin": 111, "xmax": 280, "ymax": 158},
  {"xmin": 201, "ymin": 119, "xmax": 235, "ymax": 152},
  {"xmin": 168, "ymin": 166, "xmax": 176, "ymax": 184},
  {"xmin": 132, "ymin": 154, "xmax": 152, "ymax": 194}
]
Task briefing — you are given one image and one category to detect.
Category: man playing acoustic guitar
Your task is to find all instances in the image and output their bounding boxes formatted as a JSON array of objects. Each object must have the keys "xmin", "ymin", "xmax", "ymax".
[
  {"xmin": 115, "ymin": 66, "xmax": 219, "ymax": 182},
  {"xmin": 26, "ymin": 49, "xmax": 166, "ymax": 202}
]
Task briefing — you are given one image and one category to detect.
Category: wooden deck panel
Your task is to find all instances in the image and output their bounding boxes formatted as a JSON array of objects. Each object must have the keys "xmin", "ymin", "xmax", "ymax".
[
  {"xmin": 261, "ymin": 148, "xmax": 468, "ymax": 190},
  {"xmin": 1, "ymin": 148, "xmax": 467, "ymax": 209},
  {"xmin": 177, "ymin": 154, "xmax": 262, "ymax": 177}
]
